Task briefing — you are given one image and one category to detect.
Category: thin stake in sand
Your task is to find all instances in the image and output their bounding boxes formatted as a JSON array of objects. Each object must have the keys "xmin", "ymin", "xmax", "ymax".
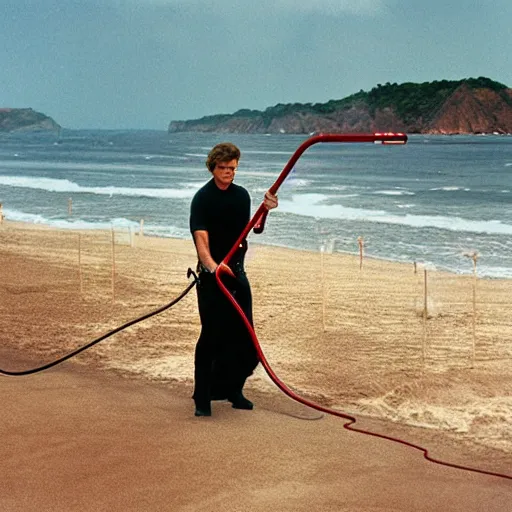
[
  {"xmin": 471, "ymin": 253, "xmax": 479, "ymax": 366},
  {"xmin": 464, "ymin": 251, "xmax": 479, "ymax": 367},
  {"xmin": 357, "ymin": 236, "xmax": 364, "ymax": 270},
  {"xmin": 320, "ymin": 245, "xmax": 326, "ymax": 332},
  {"xmin": 78, "ymin": 233, "xmax": 83, "ymax": 295},
  {"xmin": 111, "ymin": 227, "xmax": 116, "ymax": 303},
  {"xmin": 422, "ymin": 268, "xmax": 428, "ymax": 369},
  {"xmin": 0, "ymin": 202, "xmax": 3, "ymax": 224}
]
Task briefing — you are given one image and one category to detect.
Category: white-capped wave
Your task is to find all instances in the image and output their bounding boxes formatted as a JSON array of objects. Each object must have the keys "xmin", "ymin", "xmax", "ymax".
[
  {"xmin": 3, "ymin": 208, "xmax": 139, "ymax": 230},
  {"xmin": 323, "ymin": 185, "xmax": 349, "ymax": 191},
  {"xmin": 3, "ymin": 209, "xmax": 48, "ymax": 225},
  {"xmin": 430, "ymin": 186, "xmax": 470, "ymax": 192},
  {"xmin": 0, "ymin": 159, "xmax": 194, "ymax": 174},
  {"xmin": 0, "ymin": 176, "xmax": 199, "ymax": 199},
  {"xmin": 476, "ymin": 265, "xmax": 512, "ymax": 279},
  {"xmin": 278, "ymin": 193, "xmax": 512, "ymax": 235},
  {"xmin": 2, "ymin": 208, "xmax": 192, "ymax": 239},
  {"xmin": 282, "ymin": 177, "xmax": 311, "ymax": 188},
  {"xmin": 374, "ymin": 189, "xmax": 415, "ymax": 196}
]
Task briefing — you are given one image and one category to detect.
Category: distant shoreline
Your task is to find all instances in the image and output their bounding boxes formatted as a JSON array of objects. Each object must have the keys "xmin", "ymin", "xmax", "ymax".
[
  {"xmin": 2, "ymin": 218, "xmax": 509, "ymax": 281},
  {"xmin": 3, "ymin": 127, "xmax": 512, "ymax": 136},
  {"xmin": 168, "ymin": 78, "xmax": 512, "ymax": 136}
]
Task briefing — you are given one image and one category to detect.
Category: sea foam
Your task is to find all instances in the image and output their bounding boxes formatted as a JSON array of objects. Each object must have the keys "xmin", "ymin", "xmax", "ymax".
[
  {"xmin": 0, "ymin": 176, "xmax": 199, "ymax": 199},
  {"xmin": 278, "ymin": 193, "xmax": 512, "ymax": 235}
]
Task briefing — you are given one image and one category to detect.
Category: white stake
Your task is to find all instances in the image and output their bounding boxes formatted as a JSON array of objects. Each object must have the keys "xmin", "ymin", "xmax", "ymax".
[
  {"xmin": 471, "ymin": 252, "xmax": 479, "ymax": 367},
  {"xmin": 422, "ymin": 268, "xmax": 428, "ymax": 369},
  {"xmin": 78, "ymin": 233, "xmax": 83, "ymax": 295},
  {"xmin": 111, "ymin": 227, "xmax": 116, "ymax": 303},
  {"xmin": 321, "ymin": 246, "xmax": 326, "ymax": 332},
  {"xmin": 463, "ymin": 250, "xmax": 479, "ymax": 367}
]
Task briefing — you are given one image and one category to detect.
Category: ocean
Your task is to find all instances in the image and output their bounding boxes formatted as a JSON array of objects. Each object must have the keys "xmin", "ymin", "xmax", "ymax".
[{"xmin": 1, "ymin": 130, "xmax": 511, "ymax": 278}]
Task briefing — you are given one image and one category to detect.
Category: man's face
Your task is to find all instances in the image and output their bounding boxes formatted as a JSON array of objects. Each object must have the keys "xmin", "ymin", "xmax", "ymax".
[{"xmin": 212, "ymin": 159, "xmax": 238, "ymax": 189}]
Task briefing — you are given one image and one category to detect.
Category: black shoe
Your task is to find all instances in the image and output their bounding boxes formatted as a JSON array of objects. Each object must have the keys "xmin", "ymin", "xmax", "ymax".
[
  {"xmin": 194, "ymin": 403, "xmax": 212, "ymax": 417},
  {"xmin": 228, "ymin": 392, "xmax": 253, "ymax": 410}
]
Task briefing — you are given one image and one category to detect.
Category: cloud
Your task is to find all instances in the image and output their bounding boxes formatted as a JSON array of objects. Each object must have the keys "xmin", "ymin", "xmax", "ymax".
[
  {"xmin": 130, "ymin": 0, "xmax": 386, "ymax": 16},
  {"xmin": 265, "ymin": 0, "xmax": 385, "ymax": 15}
]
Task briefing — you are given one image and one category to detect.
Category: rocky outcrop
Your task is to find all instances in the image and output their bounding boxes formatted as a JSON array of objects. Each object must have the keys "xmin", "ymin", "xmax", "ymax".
[
  {"xmin": 169, "ymin": 78, "xmax": 512, "ymax": 135},
  {"xmin": 426, "ymin": 85, "xmax": 512, "ymax": 134},
  {"xmin": 0, "ymin": 108, "xmax": 61, "ymax": 133}
]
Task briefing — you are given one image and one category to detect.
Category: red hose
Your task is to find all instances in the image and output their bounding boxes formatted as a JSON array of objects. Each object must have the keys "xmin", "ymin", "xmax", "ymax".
[
  {"xmin": 216, "ymin": 267, "xmax": 511, "ymax": 481},
  {"xmin": 216, "ymin": 133, "xmax": 512, "ymax": 482}
]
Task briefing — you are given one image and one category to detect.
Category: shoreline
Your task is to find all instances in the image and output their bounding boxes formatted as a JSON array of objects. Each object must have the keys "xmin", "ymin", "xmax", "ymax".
[{"xmin": 3, "ymin": 217, "xmax": 507, "ymax": 281}]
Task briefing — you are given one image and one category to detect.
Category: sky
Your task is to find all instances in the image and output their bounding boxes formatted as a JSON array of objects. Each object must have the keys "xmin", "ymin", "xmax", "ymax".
[{"xmin": 1, "ymin": 0, "xmax": 511, "ymax": 130}]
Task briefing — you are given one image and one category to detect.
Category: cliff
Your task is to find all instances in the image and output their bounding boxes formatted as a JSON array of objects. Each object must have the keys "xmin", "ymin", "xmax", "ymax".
[
  {"xmin": 0, "ymin": 108, "xmax": 61, "ymax": 133},
  {"xmin": 169, "ymin": 77, "xmax": 512, "ymax": 135}
]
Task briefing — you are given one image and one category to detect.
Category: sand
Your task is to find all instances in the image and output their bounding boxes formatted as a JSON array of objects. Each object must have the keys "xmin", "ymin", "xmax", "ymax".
[{"xmin": 1, "ymin": 220, "xmax": 511, "ymax": 511}]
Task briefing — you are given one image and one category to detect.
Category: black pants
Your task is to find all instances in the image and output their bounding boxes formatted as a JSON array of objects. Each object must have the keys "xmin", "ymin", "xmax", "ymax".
[{"xmin": 193, "ymin": 269, "xmax": 258, "ymax": 406}]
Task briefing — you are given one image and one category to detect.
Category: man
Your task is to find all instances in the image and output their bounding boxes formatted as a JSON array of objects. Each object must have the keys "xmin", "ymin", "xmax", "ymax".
[{"xmin": 189, "ymin": 142, "xmax": 278, "ymax": 417}]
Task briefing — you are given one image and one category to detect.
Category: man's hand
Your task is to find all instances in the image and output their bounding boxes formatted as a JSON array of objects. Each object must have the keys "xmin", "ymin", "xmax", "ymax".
[
  {"xmin": 215, "ymin": 261, "xmax": 235, "ymax": 278},
  {"xmin": 263, "ymin": 191, "xmax": 278, "ymax": 210}
]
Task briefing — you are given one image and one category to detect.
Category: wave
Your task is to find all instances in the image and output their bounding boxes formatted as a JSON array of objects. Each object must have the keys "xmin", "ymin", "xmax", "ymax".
[
  {"xmin": 0, "ymin": 159, "xmax": 196, "ymax": 174},
  {"xmin": 282, "ymin": 178, "xmax": 311, "ymax": 188},
  {"xmin": 278, "ymin": 193, "xmax": 512, "ymax": 235},
  {"xmin": 374, "ymin": 189, "xmax": 415, "ymax": 196},
  {"xmin": 243, "ymin": 150, "xmax": 294, "ymax": 155},
  {"xmin": 430, "ymin": 186, "xmax": 470, "ymax": 192},
  {"xmin": 142, "ymin": 154, "xmax": 188, "ymax": 161},
  {"xmin": 3, "ymin": 208, "xmax": 139, "ymax": 230},
  {"xmin": 476, "ymin": 265, "xmax": 512, "ymax": 279},
  {"xmin": 322, "ymin": 185, "xmax": 349, "ymax": 191},
  {"xmin": 3, "ymin": 207, "xmax": 190, "ymax": 238},
  {"xmin": 0, "ymin": 176, "xmax": 199, "ymax": 199}
]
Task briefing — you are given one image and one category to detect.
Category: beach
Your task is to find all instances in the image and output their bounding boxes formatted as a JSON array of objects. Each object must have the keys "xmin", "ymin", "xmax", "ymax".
[{"xmin": 1, "ymin": 220, "xmax": 511, "ymax": 510}]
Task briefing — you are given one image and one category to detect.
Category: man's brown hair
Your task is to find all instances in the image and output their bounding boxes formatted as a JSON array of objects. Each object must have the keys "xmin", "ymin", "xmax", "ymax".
[{"xmin": 205, "ymin": 143, "xmax": 241, "ymax": 172}]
